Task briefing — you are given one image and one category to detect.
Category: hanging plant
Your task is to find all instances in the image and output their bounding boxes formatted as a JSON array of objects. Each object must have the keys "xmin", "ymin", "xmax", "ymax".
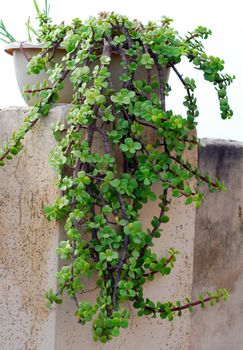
[{"xmin": 0, "ymin": 9, "xmax": 234, "ymax": 344}]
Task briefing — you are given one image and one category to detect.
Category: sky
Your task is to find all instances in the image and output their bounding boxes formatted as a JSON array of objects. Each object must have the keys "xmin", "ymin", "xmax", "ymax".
[{"xmin": 0, "ymin": 0, "xmax": 242, "ymax": 141}]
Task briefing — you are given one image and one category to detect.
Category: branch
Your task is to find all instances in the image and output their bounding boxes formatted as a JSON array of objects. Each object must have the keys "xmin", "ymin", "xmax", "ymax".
[
  {"xmin": 169, "ymin": 63, "xmax": 198, "ymax": 123},
  {"xmin": 150, "ymin": 190, "xmax": 169, "ymax": 238},
  {"xmin": 169, "ymin": 154, "xmax": 220, "ymax": 189},
  {"xmin": 142, "ymin": 42, "xmax": 152, "ymax": 98},
  {"xmin": 24, "ymin": 86, "xmax": 52, "ymax": 94},
  {"xmin": 143, "ymin": 253, "xmax": 174, "ymax": 277},
  {"xmin": 112, "ymin": 193, "xmax": 129, "ymax": 311},
  {"xmin": 94, "ymin": 126, "xmax": 111, "ymax": 153},
  {"xmin": 163, "ymin": 178, "xmax": 196, "ymax": 198},
  {"xmin": 170, "ymin": 295, "xmax": 219, "ymax": 312},
  {"xmin": 135, "ymin": 118, "xmax": 158, "ymax": 130},
  {"xmin": 169, "ymin": 64, "xmax": 191, "ymax": 93},
  {"xmin": 149, "ymin": 50, "xmax": 166, "ymax": 112},
  {"xmin": 143, "ymin": 289, "xmax": 228, "ymax": 316},
  {"xmin": 69, "ymin": 157, "xmax": 83, "ymax": 308}
]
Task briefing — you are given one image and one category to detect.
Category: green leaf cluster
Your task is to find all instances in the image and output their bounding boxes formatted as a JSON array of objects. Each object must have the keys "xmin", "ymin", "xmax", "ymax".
[{"xmin": 0, "ymin": 11, "xmax": 234, "ymax": 344}]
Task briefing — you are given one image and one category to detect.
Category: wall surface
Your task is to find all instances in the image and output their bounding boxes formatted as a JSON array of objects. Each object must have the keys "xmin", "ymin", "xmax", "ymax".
[
  {"xmin": 0, "ymin": 105, "xmax": 70, "ymax": 350},
  {"xmin": 0, "ymin": 106, "xmax": 197, "ymax": 350},
  {"xmin": 55, "ymin": 170, "xmax": 197, "ymax": 350},
  {"xmin": 190, "ymin": 138, "xmax": 243, "ymax": 350},
  {"xmin": 2, "ymin": 108, "xmax": 243, "ymax": 350}
]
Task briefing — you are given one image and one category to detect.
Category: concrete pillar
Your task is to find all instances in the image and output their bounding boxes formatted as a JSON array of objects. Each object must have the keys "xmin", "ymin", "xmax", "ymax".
[
  {"xmin": 0, "ymin": 105, "xmax": 70, "ymax": 350},
  {"xmin": 0, "ymin": 106, "xmax": 197, "ymax": 350},
  {"xmin": 190, "ymin": 139, "xmax": 243, "ymax": 350}
]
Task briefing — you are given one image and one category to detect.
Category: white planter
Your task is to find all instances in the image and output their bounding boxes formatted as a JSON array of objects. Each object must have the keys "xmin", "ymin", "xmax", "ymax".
[
  {"xmin": 5, "ymin": 41, "xmax": 73, "ymax": 106},
  {"xmin": 5, "ymin": 41, "xmax": 170, "ymax": 107}
]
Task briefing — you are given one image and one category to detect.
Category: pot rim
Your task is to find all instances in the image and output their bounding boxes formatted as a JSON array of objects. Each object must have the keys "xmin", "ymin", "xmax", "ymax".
[{"xmin": 4, "ymin": 41, "xmax": 65, "ymax": 56}]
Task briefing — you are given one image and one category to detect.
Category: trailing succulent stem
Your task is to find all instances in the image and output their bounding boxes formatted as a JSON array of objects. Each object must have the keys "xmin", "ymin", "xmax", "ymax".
[{"xmin": 0, "ymin": 12, "xmax": 233, "ymax": 343}]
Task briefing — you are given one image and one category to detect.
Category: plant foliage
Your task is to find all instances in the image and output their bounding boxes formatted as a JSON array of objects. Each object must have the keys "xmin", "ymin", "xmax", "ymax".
[{"xmin": 0, "ymin": 10, "xmax": 234, "ymax": 343}]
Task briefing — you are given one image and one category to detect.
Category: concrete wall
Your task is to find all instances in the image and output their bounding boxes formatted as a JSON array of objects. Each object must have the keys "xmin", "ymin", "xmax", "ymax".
[
  {"xmin": 0, "ymin": 106, "xmax": 70, "ymax": 350},
  {"xmin": 3, "ymin": 108, "xmax": 242, "ymax": 350},
  {"xmin": 56, "ymin": 174, "xmax": 197, "ymax": 350},
  {"xmin": 190, "ymin": 139, "xmax": 243, "ymax": 350},
  {"xmin": 0, "ymin": 106, "xmax": 197, "ymax": 350}
]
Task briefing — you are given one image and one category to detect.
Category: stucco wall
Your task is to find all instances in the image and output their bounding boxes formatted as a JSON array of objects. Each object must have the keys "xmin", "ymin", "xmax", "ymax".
[
  {"xmin": 0, "ymin": 106, "xmax": 70, "ymax": 350},
  {"xmin": 0, "ymin": 106, "xmax": 197, "ymax": 350},
  {"xmin": 55, "ymin": 177, "xmax": 197, "ymax": 350},
  {"xmin": 3, "ymin": 108, "xmax": 242, "ymax": 350},
  {"xmin": 190, "ymin": 138, "xmax": 243, "ymax": 350}
]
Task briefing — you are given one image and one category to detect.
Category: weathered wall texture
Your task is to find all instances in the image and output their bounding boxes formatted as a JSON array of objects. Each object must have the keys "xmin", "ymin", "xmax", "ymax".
[
  {"xmin": 55, "ymin": 180, "xmax": 197, "ymax": 350},
  {"xmin": 0, "ymin": 106, "xmax": 70, "ymax": 350},
  {"xmin": 0, "ymin": 106, "xmax": 197, "ymax": 350},
  {"xmin": 2, "ymin": 108, "xmax": 243, "ymax": 350},
  {"xmin": 190, "ymin": 139, "xmax": 243, "ymax": 350}
]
